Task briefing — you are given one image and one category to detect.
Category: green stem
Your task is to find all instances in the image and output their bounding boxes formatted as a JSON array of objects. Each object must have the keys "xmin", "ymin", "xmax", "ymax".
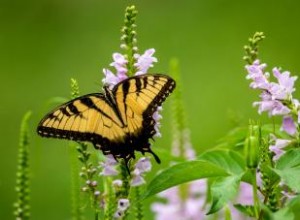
[
  {"xmin": 14, "ymin": 111, "xmax": 32, "ymax": 220},
  {"xmin": 69, "ymin": 146, "xmax": 83, "ymax": 220},
  {"xmin": 120, "ymin": 160, "xmax": 131, "ymax": 220},
  {"xmin": 134, "ymin": 187, "xmax": 143, "ymax": 220},
  {"xmin": 251, "ymin": 168, "xmax": 259, "ymax": 218},
  {"xmin": 120, "ymin": 160, "xmax": 131, "ymax": 198},
  {"xmin": 104, "ymin": 178, "xmax": 116, "ymax": 220}
]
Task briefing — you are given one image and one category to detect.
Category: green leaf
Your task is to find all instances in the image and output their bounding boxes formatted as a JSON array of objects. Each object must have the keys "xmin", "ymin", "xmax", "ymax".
[
  {"xmin": 207, "ymin": 175, "xmax": 242, "ymax": 214},
  {"xmin": 198, "ymin": 149, "xmax": 246, "ymax": 175},
  {"xmin": 233, "ymin": 204, "xmax": 256, "ymax": 217},
  {"xmin": 261, "ymin": 124, "xmax": 289, "ymax": 139},
  {"xmin": 142, "ymin": 160, "xmax": 228, "ymax": 199},
  {"xmin": 274, "ymin": 169, "xmax": 300, "ymax": 192},
  {"xmin": 264, "ymin": 207, "xmax": 295, "ymax": 220},
  {"xmin": 276, "ymin": 149, "xmax": 300, "ymax": 169},
  {"xmin": 286, "ymin": 194, "xmax": 300, "ymax": 208},
  {"xmin": 273, "ymin": 208, "xmax": 294, "ymax": 220},
  {"xmin": 274, "ymin": 149, "xmax": 300, "ymax": 192},
  {"xmin": 217, "ymin": 126, "xmax": 247, "ymax": 149}
]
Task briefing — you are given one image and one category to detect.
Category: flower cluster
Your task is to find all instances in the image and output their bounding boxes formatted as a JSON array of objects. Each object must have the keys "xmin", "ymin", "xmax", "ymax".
[
  {"xmin": 102, "ymin": 48, "xmax": 157, "ymax": 87},
  {"xmin": 99, "ymin": 154, "xmax": 119, "ymax": 176},
  {"xmin": 245, "ymin": 57, "xmax": 300, "ymax": 211},
  {"xmin": 131, "ymin": 157, "xmax": 152, "ymax": 186},
  {"xmin": 99, "ymin": 155, "xmax": 152, "ymax": 187},
  {"xmin": 98, "ymin": 155, "xmax": 153, "ymax": 219},
  {"xmin": 246, "ymin": 60, "xmax": 298, "ymax": 160},
  {"xmin": 96, "ymin": 5, "xmax": 162, "ymax": 219},
  {"xmin": 102, "ymin": 49, "xmax": 161, "ymax": 138}
]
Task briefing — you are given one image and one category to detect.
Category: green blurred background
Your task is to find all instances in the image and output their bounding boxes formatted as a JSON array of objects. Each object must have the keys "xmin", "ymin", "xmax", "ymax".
[{"xmin": 2, "ymin": 0, "xmax": 300, "ymax": 219}]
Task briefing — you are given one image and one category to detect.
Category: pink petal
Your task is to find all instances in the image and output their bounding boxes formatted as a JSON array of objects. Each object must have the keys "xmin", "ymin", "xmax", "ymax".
[{"xmin": 281, "ymin": 116, "xmax": 297, "ymax": 136}]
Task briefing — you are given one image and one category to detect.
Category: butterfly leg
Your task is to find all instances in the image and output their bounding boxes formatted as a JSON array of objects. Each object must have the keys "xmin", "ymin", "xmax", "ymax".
[
  {"xmin": 148, "ymin": 148, "xmax": 161, "ymax": 164},
  {"xmin": 139, "ymin": 143, "xmax": 161, "ymax": 164}
]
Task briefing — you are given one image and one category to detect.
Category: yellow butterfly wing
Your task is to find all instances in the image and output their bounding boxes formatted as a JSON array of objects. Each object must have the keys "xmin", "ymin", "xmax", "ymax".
[
  {"xmin": 112, "ymin": 74, "xmax": 176, "ymax": 158},
  {"xmin": 37, "ymin": 93, "xmax": 126, "ymax": 153},
  {"xmin": 37, "ymin": 74, "xmax": 176, "ymax": 162}
]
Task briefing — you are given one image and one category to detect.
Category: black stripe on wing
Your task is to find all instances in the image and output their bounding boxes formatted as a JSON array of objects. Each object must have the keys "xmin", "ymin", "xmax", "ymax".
[
  {"xmin": 142, "ymin": 74, "xmax": 176, "ymax": 137},
  {"xmin": 142, "ymin": 74, "xmax": 176, "ymax": 116},
  {"xmin": 37, "ymin": 93, "xmax": 117, "ymax": 138}
]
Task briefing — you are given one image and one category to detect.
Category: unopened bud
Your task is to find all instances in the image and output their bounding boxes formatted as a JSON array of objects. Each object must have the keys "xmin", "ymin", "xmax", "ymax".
[{"xmin": 245, "ymin": 122, "xmax": 261, "ymax": 168}]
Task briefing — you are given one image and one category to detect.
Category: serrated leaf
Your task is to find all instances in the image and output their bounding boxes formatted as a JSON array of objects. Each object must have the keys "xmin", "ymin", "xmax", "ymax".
[
  {"xmin": 141, "ymin": 160, "xmax": 229, "ymax": 199},
  {"xmin": 207, "ymin": 175, "xmax": 242, "ymax": 214},
  {"xmin": 274, "ymin": 149, "xmax": 300, "ymax": 192},
  {"xmin": 198, "ymin": 149, "xmax": 246, "ymax": 175},
  {"xmin": 233, "ymin": 204, "xmax": 256, "ymax": 217}
]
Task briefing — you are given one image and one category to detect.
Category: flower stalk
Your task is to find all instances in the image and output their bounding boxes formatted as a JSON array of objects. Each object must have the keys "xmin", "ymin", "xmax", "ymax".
[
  {"xmin": 14, "ymin": 111, "xmax": 32, "ymax": 220},
  {"xmin": 101, "ymin": 5, "xmax": 159, "ymax": 219},
  {"xmin": 70, "ymin": 78, "xmax": 101, "ymax": 219},
  {"xmin": 245, "ymin": 121, "xmax": 261, "ymax": 218},
  {"xmin": 69, "ymin": 78, "xmax": 84, "ymax": 220},
  {"xmin": 244, "ymin": 32, "xmax": 300, "ymax": 218},
  {"xmin": 122, "ymin": 5, "xmax": 138, "ymax": 76},
  {"xmin": 243, "ymin": 32, "xmax": 265, "ymax": 64}
]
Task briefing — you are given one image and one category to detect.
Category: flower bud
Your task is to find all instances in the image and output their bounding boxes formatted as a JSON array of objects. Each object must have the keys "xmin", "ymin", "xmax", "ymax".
[
  {"xmin": 245, "ymin": 136, "xmax": 259, "ymax": 168},
  {"xmin": 244, "ymin": 123, "xmax": 260, "ymax": 168}
]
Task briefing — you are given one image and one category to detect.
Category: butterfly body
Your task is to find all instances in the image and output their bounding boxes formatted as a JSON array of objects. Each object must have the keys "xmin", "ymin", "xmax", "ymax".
[{"xmin": 37, "ymin": 74, "xmax": 176, "ymax": 163}]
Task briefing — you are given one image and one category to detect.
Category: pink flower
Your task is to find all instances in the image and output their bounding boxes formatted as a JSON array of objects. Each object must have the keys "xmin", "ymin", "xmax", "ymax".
[
  {"xmin": 99, "ymin": 155, "xmax": 118, "ymax": 176},
  {"xmin": 281, "ymin": 116, "xmax": 297, "ymax": 136},
  {"xmin": 135, "ymin": 157, "xmax": 152, "ymax": 172},
  {"xmin": 245, "ymin": 60, "xmax": 298, "ymax": 118},
  {"xmin": 102, "ymin": 69, "xmax": 121, "ymax": 87},
  {"xmin": 153, "ymin": 106, "xmax": 163, "ymax": 137},
  {"xmin": 245, "ymin": 60, "xmax": 269, "ymax": 89},
  {"xmin": 131, "ymin": 173, "xmax": 145, "ymax": 187},
  {"xmin": 134, "ymin": 49, "xmax": 158, "ymax": 75},
  {"xmin": 102, "ymin": 48, "xmax": 162, "ymax": 138},
  {"xmin": 269, "ymin": 135, "xmax": 291, "ymax": 161},
  {"xmin": 130, "ymin": 157, "xmax": 152, "ymax": 187},
  {"xmin": 271, "ymin": 68, "xmax": 297, "ymax": 100},
  {"xmin": 110, "ymin": 53, "xmax": 128, "ymax": 73},
  {"xmin": 253, "ymin": 100, "xmax": 291, "ymax": 116}
]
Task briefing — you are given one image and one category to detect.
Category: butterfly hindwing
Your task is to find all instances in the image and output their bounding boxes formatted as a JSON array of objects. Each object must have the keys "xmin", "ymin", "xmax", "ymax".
[{"xmin": 113, "ymin": 74, "xmax": 176, "ymax": 137}]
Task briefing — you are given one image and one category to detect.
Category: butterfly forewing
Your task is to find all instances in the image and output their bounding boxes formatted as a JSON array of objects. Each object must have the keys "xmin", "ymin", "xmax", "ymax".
[{"xmin": 37, "ymin": 94, "xmax": 126, "ymax": 142}]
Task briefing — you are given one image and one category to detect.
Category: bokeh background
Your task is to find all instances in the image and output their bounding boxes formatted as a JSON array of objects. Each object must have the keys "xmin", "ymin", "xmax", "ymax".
[{"xmin": 2, "ymin": 0, "xmax": 300, "ymax": 219}]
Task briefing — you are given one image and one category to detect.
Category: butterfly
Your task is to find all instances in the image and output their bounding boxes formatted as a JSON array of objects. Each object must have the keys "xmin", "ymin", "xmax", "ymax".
[{"xmin": 37, "ymin": 74, "xmax": 176, "ymax": 164}]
